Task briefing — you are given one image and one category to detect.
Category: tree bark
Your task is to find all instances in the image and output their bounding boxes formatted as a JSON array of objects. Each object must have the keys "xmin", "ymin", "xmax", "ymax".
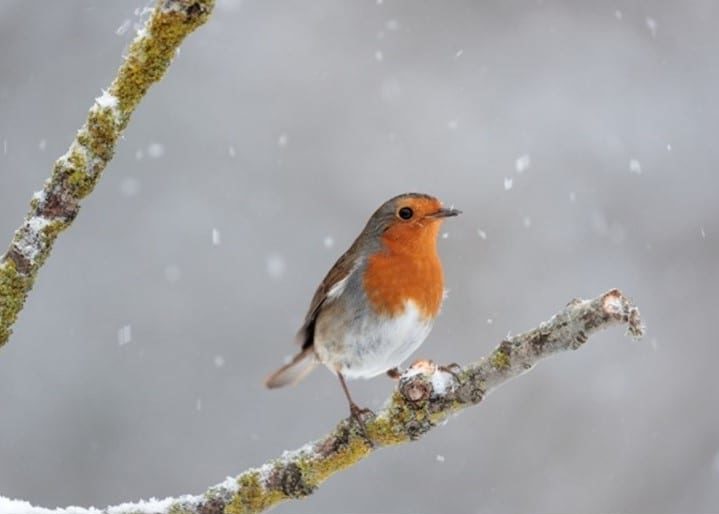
[
  {"xmin": 0, "ymin": 0, "xmax": 215, "ymax": 348},
  {"xmin": 0, "ymin": 289, "xmax": 644, "ymax": 514}
]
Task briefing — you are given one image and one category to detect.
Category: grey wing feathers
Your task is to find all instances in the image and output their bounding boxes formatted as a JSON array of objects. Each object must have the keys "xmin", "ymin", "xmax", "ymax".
[{"xmin": 295, "ymin": 239, "xmax": 361, "ymax": 349}]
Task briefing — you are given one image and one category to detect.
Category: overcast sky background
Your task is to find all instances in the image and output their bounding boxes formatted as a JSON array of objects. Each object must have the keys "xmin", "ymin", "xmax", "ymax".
[{"xmin": 1, "ymin": 1, "xmax": 718, "ymax": 512}]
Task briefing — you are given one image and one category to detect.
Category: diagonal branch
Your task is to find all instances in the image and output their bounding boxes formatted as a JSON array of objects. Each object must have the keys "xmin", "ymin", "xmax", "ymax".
[
  {"xmin": 0, "ymin": 0, "xmax": 215, "ymax": 348},
  {"xmin": 0, "ymin": 289, "xmax": 644, "ymax": 514}
]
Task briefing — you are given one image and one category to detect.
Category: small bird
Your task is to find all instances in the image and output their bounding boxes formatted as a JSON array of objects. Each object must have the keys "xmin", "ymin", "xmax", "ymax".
[{"xmin": 265, "ymin": 193, "xmax": 460, "ymax": 424}]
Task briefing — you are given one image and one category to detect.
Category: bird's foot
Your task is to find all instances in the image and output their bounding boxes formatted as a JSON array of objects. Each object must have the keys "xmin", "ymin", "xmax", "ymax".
[{"xmin": 349, "ymin": 402, "xmax": 375, "ymax": 447}]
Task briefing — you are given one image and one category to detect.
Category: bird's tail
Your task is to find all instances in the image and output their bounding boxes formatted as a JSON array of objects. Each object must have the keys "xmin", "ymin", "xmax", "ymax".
[{"xmin": 265, "ymin": 347, "xmax": 318, "ymax": 388}]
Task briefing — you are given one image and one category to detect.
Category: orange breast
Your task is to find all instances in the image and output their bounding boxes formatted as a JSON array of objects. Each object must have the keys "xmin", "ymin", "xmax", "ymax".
[{"xmin": 362, "ymin": 238, "xmax": 444, "ymax": 319}]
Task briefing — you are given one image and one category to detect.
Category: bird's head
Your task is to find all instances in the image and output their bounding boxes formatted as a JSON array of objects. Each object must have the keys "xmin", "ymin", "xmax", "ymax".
[{"xmin": 365, "ymin": 193, "xmax": 461, "ymax": 253}]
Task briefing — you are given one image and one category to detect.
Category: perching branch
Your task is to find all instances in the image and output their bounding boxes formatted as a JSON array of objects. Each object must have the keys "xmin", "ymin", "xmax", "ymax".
[
  {"xmin": 1, "ymin": 289, "xmax": 644, "ymax": 514},
  {"xmin": 0, "ymin": 0, "xmax": 215, "ymax": 348}
]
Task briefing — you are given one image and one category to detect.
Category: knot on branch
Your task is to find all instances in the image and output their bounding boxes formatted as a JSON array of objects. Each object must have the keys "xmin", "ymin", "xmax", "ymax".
[
  {"xmin": 267, "ymin": 462, "xmax": 314, "ymax": 499},
  {"xmin": 602, "ymin": 289, "xmax": 644, "ymax": 339}
]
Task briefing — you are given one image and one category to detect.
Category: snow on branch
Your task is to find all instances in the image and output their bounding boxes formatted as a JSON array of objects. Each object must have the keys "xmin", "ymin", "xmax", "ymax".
[
  {"xmin": 0, "ymin": 0, "xmax": 215, "ymax": 348},
  {"xmin": 1, "ymin": 289, "xmax": 644, "ymax": 514}
]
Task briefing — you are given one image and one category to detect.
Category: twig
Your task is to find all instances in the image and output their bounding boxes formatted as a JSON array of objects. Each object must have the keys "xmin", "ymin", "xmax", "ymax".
[
  {"xmin": 0, "ymin": 289, "xmax": 644, "ymax": 514},
  {"xmin": 0, "ymin": 0, "xmax": 215, "ymax": 348}
]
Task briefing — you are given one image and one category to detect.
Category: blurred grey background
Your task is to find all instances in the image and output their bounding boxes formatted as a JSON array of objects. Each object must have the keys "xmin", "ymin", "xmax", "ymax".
[{"xmin": 1, "ymin": 0, "xmax": 717, "ymax": 512}]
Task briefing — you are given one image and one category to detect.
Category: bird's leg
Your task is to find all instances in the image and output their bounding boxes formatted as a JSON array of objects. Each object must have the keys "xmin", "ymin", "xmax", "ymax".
[
  {"xmin": 337, "ymin": 372, "xmax": 374, "ymax": 446},
  {"xmin": 386, "ymin": 367, "xmax": 402, "ymax": 380}
]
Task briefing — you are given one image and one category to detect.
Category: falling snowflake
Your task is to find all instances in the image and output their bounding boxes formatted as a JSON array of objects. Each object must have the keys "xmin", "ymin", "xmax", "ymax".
[
  {"xmin": 117, "ymin": 325, "xmax": 132, "ymax": 346},
  {"xmin": 120, "ymin": 177, "xmax": 141, "ymax": 197},
  {"xmin": 515, "ymin": 154, "xmax": 531, "ymax": 173},
  {"xmin": 646, "ymin": 17, "xmax": 658, "ymax": 37},
  {"xmin": 116, "ymin": 19, "xmax": 131, "ymax": 36},
  {"xmin": 147, "ymin": 142, "xmax": 165, "ymax": 158},
  {"xmin": 266, "ymin": 254, "xmax": 286, "ymax": 280},
  {"xmin": 164, "ymin": 265, "xmax": 181, "ymax": 283}
]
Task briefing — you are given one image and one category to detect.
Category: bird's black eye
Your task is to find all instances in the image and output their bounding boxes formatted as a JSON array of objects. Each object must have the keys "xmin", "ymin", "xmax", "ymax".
[{"xmin": 398, "ymin": 207, "xmax": 413, "ymax": 220}]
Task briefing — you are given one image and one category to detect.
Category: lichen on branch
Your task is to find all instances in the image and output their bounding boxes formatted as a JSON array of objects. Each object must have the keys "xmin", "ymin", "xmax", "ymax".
[
  {"xmin": 0, "ymin": 0, "xmax": 215, "ymax": 347},
  {"xmin": 0, "ymin": 289, "xmax": 644, "ymax": 514}
]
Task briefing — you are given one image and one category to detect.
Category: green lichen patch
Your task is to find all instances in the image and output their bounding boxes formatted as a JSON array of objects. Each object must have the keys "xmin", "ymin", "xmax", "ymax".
[
  {"xmin": 297, "ymin": 435, "xmax": 371, "ymax": 488},
  {"xmin": 490, "ymin": 343, "xmax": 512, "ymax": 370},
  {"xmin": 225, "ymin": 472, "xmax": 286, "ymax": 514},
  {"xmin": 0, "ymin": 261, "xmax": 32, "ymax": 346},
  {"xmin": 111, "ymin": 3, "xmax": 213, "ymax": 118},
  {"xmin": 80, "ymin": 106, "xmax": 118, "ymax": 162}
]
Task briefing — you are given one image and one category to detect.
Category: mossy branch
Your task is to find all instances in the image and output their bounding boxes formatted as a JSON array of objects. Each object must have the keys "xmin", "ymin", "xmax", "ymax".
[
  {"xmin": 0, "ymin": 0, "xmax": 215, "ymax": 348},
  {"xmin": 1, "ymin": 289, "xmax": 644, "ymax": 514}
]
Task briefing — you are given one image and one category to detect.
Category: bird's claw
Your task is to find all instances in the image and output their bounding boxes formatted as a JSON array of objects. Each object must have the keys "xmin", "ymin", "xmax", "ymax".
[{"xmin": 349, "ymin": 403, "xmax": 375, "ymax": 448}]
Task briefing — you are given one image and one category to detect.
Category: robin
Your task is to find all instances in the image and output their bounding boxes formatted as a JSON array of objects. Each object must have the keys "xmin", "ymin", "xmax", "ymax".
[{"xmin": 265, "ymin": 193, "xmax": 460, "ymax": 427}]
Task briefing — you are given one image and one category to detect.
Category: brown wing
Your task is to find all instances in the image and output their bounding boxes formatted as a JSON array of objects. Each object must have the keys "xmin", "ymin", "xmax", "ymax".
[{"xmin": 296, "ymin": 237, "xmax": 362, "ymax": 350}]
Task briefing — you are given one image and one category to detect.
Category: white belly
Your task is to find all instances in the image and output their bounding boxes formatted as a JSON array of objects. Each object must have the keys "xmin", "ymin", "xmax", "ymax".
[{"xmin": 316, "ymin": 300, "xmax": 433, "ymax": 380}]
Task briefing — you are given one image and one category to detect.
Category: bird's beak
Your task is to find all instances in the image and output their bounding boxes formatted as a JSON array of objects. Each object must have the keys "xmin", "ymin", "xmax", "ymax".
[{"xmin": 428, "ymin": 207, "xmax": 462, "ymax": 219}]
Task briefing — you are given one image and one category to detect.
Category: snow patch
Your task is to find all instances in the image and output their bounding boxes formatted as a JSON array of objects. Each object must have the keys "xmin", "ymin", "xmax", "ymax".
[
  {"xmin": 14, "ymin": 216, "xmax": 53, "ymax": 261},
  {"xmin": 0, "ymin": 494, "xmax": 201, "ymax": 514},
  {"xmin": 95, "ymin": 90, "xmax": 118, "ymax": 110},
  {"xmin": 431, "ymin": 369, "xmax": 456, "ymax": 395},
  {"xmin": 0, "ymin": 495, "xmax": 100, "ymax": 514},
  {"xmin": 108, "ymin": 495, "xmax": 200, "ymax": 514}
]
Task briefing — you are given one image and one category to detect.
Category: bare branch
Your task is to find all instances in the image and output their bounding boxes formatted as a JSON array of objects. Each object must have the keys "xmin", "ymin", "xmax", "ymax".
[
  {"xmin": 0, "ymin": 289, "xmax": 644, "ymax": 514},
  {"xmin": 0, "ymin": 0, "xmax": 215, "ymax": 348}
]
